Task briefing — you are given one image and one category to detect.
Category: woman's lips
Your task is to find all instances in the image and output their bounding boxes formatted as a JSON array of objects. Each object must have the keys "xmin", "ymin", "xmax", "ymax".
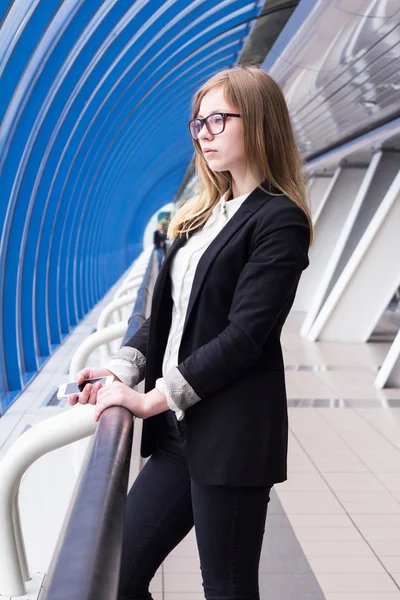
[{"xmin": 204, "ymin": 149, "xmax": 217, "ymax": 155}]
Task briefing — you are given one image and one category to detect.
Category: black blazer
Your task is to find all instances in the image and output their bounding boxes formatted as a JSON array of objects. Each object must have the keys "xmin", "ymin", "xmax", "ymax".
[{"xmin": 126, "ymin": 185, "xmax": 310, "ymax": 486}]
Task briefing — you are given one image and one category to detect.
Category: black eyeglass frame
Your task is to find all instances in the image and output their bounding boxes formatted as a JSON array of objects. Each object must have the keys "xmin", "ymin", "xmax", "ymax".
[{"xmin": 188, "ymin": 112, "xmax": 241, "ymax": 140}]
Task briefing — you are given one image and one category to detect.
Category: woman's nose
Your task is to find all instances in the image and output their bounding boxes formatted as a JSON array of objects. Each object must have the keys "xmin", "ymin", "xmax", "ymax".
[{"xmin": 198, "ymin": 125, "xmax": 213, "ymax": 141}]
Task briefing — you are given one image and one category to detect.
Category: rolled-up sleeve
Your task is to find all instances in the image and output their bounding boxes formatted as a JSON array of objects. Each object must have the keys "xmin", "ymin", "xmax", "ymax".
[
  {"xmin": 155, "ymin": 374, "xmax": 192, "ymax": 421},
  {"xmin": 105, "ymin": 316, "xmax": 151, "ymax": 387},
  {"xmin": 106, "ymin": 346, "xmax": 146, "ymax": 388}
]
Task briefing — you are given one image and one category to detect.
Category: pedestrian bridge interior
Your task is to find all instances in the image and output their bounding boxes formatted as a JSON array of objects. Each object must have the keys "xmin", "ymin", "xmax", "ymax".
[{"xmin": 1, "ymin": 1, "xmax": 400, "ymax": 599}]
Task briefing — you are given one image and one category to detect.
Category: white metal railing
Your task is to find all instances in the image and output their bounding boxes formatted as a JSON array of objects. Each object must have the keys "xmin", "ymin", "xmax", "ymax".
[
  {"xmin": 114, "ymin": 270, "xmax": 147, "ymax": 299},
  {"xmin": 0, "ymin": 249, "xmax": 154, "ymax": 598},
  {"xmin": 70, "ymin": 321, "xmax": 129, "ymax": 376},
  {"xmin": 109, "ymin": 251, "xmax": 150, "ymax": 323},
  {"xmin": 110, "ymin": 273, "xmax": 144, "ymax": 322},
  {"xmin": 98, "ymin": 295, "xmax": 137, "ymax": 362},
  {"xmin": 0, "ymin": 404, "xmax": 97, "ymax": 596},
  {"xmin": 72, "ymin": 250, "xmax": 153, "ymax": 373}
]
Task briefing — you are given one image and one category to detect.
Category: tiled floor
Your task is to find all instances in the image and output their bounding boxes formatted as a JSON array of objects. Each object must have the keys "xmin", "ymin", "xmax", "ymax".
[
  {"xmin": 1, "ymin": 309, "xmax": 400, "ymax": 599},
  {"xmin": 151, "ymin": 312, "xmax": 400, "ymax": 599}
]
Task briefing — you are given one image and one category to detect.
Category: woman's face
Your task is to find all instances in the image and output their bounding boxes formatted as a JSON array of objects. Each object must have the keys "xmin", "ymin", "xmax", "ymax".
[{"xmin": 196, "ymin": 87, "xmax": 244, "ymax": 174}]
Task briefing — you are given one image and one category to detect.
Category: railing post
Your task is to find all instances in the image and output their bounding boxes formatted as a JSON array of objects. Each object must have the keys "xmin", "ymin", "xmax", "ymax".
[
  {"xmin": 12, "ymin": 494, "xmax": 29, "ymax": 580},
  {"xmin": 0, "ymin": 405, "xmax": 97, "ymax": 597},
  {"xmin": 41, "ymin": 408, "xmax": 133, "ymax": 600},
  {"xmin": 68, "ymin": 321, "xmax": 128, "ymax": 376},
  {"xmin": 0, "ymin": 248, "xmax": 157, "ymax": 597}
]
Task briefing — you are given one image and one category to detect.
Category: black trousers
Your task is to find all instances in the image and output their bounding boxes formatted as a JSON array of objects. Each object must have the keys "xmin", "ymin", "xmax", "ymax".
[{"xmin": 118, "ymin": 411, "xmax": 272, "ymax": 600}]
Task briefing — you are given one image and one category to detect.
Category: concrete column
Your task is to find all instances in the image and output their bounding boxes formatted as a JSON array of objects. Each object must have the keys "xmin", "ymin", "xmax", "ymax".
[
  {"xmin": 308, "ymin": 175, "xmax": 333, "ymax": 219},
  {"xmin": 301, "ymin": 152, "xmax": 400, "ymax": 337},
  {"xmin": 375, "ymin": 328, "xmax": 400, "ymax": 388},
  {"xmin": 294, "ymin": 166, "xmax": 368, "ymax": 314},
  {"xmin": 306, "ymin": 167, "xmax": 400, "ymax": 343}
]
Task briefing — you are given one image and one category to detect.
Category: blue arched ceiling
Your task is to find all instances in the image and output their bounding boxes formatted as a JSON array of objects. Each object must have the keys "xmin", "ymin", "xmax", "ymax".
[{"xmin": 0, "ymin": 0, "xmax": 263, "ymax": 412}]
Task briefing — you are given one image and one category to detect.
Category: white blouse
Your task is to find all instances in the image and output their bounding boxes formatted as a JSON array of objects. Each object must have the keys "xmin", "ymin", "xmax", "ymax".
[{"xmin": 155, "ymin": 191, "xmax": 250, "ymax": 419}]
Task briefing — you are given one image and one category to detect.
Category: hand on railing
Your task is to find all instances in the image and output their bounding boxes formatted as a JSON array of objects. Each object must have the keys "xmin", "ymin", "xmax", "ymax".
[
  {"xmin": 94, "ymin": 385, "xmax": 169, "ymax": 422},
  {"xmin": 68, "ymin": 368, "xmax": 121, "ymax": 406}
]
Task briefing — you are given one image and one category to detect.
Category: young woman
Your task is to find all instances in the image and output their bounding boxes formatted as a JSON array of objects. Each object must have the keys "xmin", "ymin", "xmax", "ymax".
[{"xmin": 69, "ymin": 66, "xmax": 312, "ymax": 600}]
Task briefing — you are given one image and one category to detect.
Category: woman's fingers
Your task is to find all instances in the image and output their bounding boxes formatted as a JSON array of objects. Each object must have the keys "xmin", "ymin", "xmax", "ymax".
[
  {"xmin": 68, "ymin": 383, "xmax": 100, "ymax": 406},
  {"xmin": 76, "ymin": 369, "xmax": 89, "ymax": 384},
  {"xmin": 95, "ymin": 385, "xmax": 111, "ymax": 402},
  {"xmin": 78, "ymin": 383, "xmax": 92, "ymax": 404},
  {"xmin": 68, "ymin": 394, "xmax": 79, "ymax": 406},
  {"xmin": 68, "ymin": 368, "xmax": 111, "ymax": 407},
  {"xmin": 94, "ymin": 385, "xmax": 121, "ymax": 421},
  {"xmin": 68, "ymin": 383, "xmax": 90, "ymax": 405},
  {"xmin": 94, "ymin": 390, "xmax": 108, "ymax": 421},
  {"xmin": 88, "ymin": 382, "xmax": 103, "ymax": 405}
]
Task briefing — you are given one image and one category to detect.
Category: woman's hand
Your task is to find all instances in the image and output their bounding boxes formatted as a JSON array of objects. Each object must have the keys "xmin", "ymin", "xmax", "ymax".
[
  {"xmin": 94, "ymin": 383, "xmax": 168, "ymax": 422},
  {"xmin": 68, "ymin": 367, "xmax": 120, "ymax": 406}
]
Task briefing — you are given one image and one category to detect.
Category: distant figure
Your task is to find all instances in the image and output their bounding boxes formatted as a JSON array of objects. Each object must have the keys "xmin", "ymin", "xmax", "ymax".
[{"xmin": 153, "ymin": 222, "xmax": 167, "ymax": 258}]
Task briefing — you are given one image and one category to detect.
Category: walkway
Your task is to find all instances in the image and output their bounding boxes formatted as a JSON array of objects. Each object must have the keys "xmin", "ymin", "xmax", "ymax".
[
  {"xmin": 152, "ymin": 312, "xmax": 400, "ymax": 600},
  {"xmin": 1, "ymin": 311, "xmax": 400, "ymax": 599}
]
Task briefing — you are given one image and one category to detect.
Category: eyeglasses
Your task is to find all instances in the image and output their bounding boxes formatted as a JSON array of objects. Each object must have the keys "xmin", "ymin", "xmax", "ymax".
[{"xmin": 188, "ymin": 112, "xmax": 241, "ymax": 140}]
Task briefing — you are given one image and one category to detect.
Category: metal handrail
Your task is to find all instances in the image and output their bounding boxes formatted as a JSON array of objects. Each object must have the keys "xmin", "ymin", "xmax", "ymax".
[
  {"xmin": 70, "ymin": 321, "xmax": 128, "ymax": 375},
  {"xmin": 112, "ymin": 276, "xmax": 145, "ymax": 324},
  {"xmin": 122, "ymin": 252, "xmax": 156, "ymax": 344},
  {"xmin": 0, "ymin": 249, "xmax": 157, "ymax": 597},
  {"xmin": 97, "ymin": 294, "xmax": 138, "ymax": 362},
  {"xmin": 114, "ymin": 270, "xmax": 147, "ymax": 299},
  {"xmin": 39, "ymin": 407, "xmax": 134, "ymax": 600},
  {"xmin": 0, "ymin": 404, "xmax": 98, "ymax": 596},
  {"xmin": 41, "ymin": 250, "xmax": 157, "ymax": 599}
]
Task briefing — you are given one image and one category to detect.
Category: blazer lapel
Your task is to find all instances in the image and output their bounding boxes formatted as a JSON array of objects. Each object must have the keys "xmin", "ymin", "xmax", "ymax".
[{"xmin": 181, "ymin": 185, "xmax": 274, "ymax": 337}]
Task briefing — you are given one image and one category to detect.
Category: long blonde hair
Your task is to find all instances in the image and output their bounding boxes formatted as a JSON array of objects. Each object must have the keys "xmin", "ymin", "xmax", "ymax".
[{"xmin": 168, "ymin": 66, "xmax": 313, "ymax": 244}]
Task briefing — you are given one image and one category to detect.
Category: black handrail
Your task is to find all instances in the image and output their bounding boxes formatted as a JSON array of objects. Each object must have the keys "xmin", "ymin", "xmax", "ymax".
[
  {"xmin": 40, "ymin": 250, "xmax": 158, "ymax": 600},
  {"xmin": 40, "ymin": 407, "xmax": 133, "ymax": 600},
  {"xmin": 122, "ymin": 249, "xmax": 157, "ymax": 344}
]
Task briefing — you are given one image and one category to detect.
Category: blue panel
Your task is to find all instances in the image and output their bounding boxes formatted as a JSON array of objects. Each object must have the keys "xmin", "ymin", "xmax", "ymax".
[
  {"xmin": 0, "ymin": 2, "xmax": 10, "ymax": 23},
  {"xmin": 0, "ymin": 1, "xmax": 101, "ymax": 382},
  {"xmin": 0, "ymin": 0, "xmax": 262, "ymax": 413},
  {"xmin": 0, "ymin": 1, "xmax": 56, "ymax": 126}
]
